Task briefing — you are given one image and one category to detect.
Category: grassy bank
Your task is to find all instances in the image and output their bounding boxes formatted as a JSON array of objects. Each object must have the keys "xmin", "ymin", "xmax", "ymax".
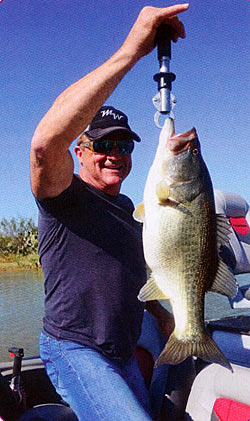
[{"xmin": 0, "ymin": 254, "xmax": 41, "ymax": 273}]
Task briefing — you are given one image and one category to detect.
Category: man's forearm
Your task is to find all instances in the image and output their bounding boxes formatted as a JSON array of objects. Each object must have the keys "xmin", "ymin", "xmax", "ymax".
[{"xmin": 34, "ymin": 47, "xmax": 138, "ymax": 150}]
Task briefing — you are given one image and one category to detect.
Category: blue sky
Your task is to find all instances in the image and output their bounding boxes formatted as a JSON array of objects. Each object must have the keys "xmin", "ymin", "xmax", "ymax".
[{"xmin": 1, "ymin": 0, "xmax": 249, "ymax": 222}]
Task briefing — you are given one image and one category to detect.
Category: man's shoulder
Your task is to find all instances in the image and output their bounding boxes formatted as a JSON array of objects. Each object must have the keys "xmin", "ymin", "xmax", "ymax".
[
  {"xmin": 35, "ymin": 174, "xmax": 84, "ymax": 213},
  {"xmin": 117, "ymin": 193, "xmax": 134, "ymax": 213}
]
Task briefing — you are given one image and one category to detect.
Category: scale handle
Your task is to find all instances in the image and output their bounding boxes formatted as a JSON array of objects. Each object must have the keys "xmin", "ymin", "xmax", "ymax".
[{"xmin": 155, "ymin": 24, "xmax": 172, "ymax": 61}]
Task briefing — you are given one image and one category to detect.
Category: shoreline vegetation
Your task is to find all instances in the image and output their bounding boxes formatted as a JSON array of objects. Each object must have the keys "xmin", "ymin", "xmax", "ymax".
[
  {"xmin": 0, "ymin": 217, "xmax": 40, "ymax": 273},
  {"xmin": 0, "ymin": 254, "xmax": 40, "ymax": 273}
]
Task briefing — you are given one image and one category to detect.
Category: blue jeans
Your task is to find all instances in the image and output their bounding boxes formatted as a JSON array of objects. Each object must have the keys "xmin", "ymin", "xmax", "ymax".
[{"xmin": 39, "ymin": 332, "xmax": 153, "ymax": 420}]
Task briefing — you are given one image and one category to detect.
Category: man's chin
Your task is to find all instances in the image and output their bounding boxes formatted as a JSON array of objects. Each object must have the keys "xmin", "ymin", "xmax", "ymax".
[{"xmin": 105, "ymin": 174, "xmax": 123, "ymax": 185}]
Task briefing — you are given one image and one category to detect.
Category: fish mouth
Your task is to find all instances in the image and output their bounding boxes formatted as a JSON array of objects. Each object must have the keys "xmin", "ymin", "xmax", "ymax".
[{"xmin": 167, "ymin": 128, "xmax": 198, "ymax": 155}]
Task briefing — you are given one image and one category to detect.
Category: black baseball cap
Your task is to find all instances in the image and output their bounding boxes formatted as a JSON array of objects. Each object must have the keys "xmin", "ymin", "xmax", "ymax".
[{"xmin": 83, "ymin": 106, "xmax": 141, "ymax": 142}]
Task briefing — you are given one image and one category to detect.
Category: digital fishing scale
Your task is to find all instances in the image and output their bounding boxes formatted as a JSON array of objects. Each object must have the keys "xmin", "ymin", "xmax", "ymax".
[{"xmin": 153, "ymin": 25, "xmax": 176, "ymax": 127}]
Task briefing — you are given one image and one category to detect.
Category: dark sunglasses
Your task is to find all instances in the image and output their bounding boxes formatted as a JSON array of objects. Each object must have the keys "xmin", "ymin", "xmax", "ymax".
[{"xmin": 80, "ymin": 139, "xmax": 134, "ymax": 155}]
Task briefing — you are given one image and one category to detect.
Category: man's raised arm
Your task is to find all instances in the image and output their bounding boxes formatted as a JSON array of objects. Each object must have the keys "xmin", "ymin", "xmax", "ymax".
[{"xmin": 30, "ymin": 4, "xmax": 189, "ymax": 199}]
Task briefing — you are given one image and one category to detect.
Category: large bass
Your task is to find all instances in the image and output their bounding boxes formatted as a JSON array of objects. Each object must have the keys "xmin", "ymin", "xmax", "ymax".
[{"xmin": 134, "ymin": 118, "xmax": 237, "ymax": 370}]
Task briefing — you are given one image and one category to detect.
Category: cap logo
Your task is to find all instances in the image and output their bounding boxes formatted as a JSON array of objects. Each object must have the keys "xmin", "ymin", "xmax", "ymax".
[{"xmin": 100, "ymin": 109, "xmax": 125, "ymax": 120}]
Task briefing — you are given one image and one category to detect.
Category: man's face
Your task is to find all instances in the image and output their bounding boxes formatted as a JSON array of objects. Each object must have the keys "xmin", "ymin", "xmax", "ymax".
[{"xmin": 75, "ymin": 132, "xmax": 133, "ymax": 195}]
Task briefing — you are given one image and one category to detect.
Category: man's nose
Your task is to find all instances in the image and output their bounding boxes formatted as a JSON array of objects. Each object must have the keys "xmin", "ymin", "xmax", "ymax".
[{"xmin": 107, "ymin": 144, "xmax": 120, "ymax": 156}]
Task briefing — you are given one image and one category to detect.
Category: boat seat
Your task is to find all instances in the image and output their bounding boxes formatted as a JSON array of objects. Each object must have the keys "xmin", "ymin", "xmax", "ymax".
[
  {"xmin": 212, "ymin": 398, "xmax": 250, "ymax": 421},
  {"xmin": 185, "ymin": 363, "xmax": 250, "ymax": 421},
  {"xmin": 214, "ymin": 189, "xmax": 250, "ymax": 276}
]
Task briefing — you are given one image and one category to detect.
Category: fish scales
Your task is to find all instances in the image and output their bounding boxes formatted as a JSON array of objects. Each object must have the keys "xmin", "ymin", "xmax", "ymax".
[
  {"xmin": 153, "ymin": 196, "xmax": 215, "ymax": 332},
  {"xmin": 134, "ymin": 118, "xmax": 237, "ymax": 370}
]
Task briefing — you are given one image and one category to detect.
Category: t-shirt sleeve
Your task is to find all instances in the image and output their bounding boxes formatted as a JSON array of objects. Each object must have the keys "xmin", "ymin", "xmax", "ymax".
[{"xmin": 34, "ymin": 176, "xmax": 77, "ymax": 217}]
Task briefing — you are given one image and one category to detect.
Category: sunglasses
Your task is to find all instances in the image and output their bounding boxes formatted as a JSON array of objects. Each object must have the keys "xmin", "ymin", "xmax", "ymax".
[{"xmin": 80, "ymin": 139, "xmax": 134, "ymax": 155}]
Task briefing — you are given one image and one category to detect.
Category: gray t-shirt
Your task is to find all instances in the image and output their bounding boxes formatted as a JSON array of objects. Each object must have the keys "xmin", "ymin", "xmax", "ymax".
[{"xmin": 35, "ymin": 175, "xmax": 146, "ymax": 361}]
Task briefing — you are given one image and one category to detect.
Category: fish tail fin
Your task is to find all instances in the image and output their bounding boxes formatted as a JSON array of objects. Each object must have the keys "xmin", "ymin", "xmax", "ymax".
[{"xmin": 155, "ymin": 332, "xmax": 232, "ymax": 372}]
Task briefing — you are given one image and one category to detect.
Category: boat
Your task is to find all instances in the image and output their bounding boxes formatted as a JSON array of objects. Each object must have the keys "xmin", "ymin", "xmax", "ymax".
[
  {"xmin": 185, "ymin": 189, "xmax": 250, "ymax": 421},
  {"xmin": 0, "ymin": 189, "xmax": 250, "ymax": 421}
]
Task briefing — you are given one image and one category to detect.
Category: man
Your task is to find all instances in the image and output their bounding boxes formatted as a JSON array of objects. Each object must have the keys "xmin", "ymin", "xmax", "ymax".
[{"xmin": 30, "ymin": 4, "xmax": 189, "ymax": 420}]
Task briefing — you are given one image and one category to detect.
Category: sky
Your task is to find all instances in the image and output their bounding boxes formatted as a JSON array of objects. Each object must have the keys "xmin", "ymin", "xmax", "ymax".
[{"xmin": 0, "ymin": 0, "xmax": 249, "ymax": 222}]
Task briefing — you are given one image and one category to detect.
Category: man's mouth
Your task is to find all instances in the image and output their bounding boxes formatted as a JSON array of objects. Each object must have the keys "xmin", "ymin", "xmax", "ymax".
[{"xmin": 104, "ymin": 165, "xmax": 122, "ymax": 171}]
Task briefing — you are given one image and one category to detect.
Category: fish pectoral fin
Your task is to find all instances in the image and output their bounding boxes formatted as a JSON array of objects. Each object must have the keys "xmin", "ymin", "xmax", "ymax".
[
  {"xmin": 133, "ymin": 202, "xmax": 145, "ymax": 223},
  {"xmin": 210, "ymin": 258, "xmax": 238, "ymax": 298},
  {"xmin": 138, "ymin": 277, "xmax": 167, "ymax": 302},
  {"xmin": 213, "ymin": 213, "xmax": 238, "ymax": 298},
  {"xmin": 156, "ymin": 180, "xmax": 170, "ymax": 205},
  {"xmin": 216, "ymin": 214, "xmax": 232, "ymax": 246}
]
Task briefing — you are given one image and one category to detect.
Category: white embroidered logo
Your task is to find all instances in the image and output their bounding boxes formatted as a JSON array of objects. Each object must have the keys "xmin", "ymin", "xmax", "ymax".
[{"xmin": 100, "ymin": 109, "xmax": 125, "ymax": 120}]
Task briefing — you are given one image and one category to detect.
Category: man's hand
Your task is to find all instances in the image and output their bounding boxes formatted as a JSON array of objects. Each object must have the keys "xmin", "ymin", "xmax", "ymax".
[
  {"xmin": 157, "ymin": 312, "xmax": 175, "ymax": 339},
  {"xmin": 146, "ymin": 300, "xmax": 175, "ymax": 339},
  {"xmin": 122, "ymin": 4, "xmax": 189, "ymax": 61}
]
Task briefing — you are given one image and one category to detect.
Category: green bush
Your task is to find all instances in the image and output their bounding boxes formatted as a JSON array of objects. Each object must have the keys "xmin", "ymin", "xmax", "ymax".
[{"xmin": 0, "ymin": 217, "xmax": 38, "ymax": 257}]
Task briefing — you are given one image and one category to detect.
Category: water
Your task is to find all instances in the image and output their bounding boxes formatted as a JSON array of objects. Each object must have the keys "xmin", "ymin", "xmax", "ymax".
[
  {"xmin": 0, "ymin": 272, "xmax": 249, "ymax": 362},
  {"xmin": 0, "ymin": 271, "xmax": 44, "ymax": 362}
]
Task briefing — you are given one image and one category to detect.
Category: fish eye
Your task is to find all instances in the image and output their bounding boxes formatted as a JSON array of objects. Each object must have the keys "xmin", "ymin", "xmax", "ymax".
[{"xmin": 192, "ymin": 148, "xmax": 199, "ymax": 156}]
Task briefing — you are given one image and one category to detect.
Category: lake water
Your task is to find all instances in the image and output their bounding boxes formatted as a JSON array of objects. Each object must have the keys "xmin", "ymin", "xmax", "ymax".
[
  {"xmin": 0, "ymin": 271, "xmax": 250, "ymax": 362},
  {"xmin": 0, "ymin": 271, "xmax": 44, "ymax": 362}
]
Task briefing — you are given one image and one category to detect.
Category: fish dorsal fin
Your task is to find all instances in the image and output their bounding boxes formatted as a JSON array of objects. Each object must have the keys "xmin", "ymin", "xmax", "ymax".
[
  {"xmin": 138, "ymin": 277, "xmax": 167, "ymax": 302},
  {"xmin": 216, "ymin": 214, "xmax": 232, "ymax": 247},
  {"xmin": 133, "ymin": 202, "xmax": 145, "ymax": 223},
  {"xmin": 210, "ymin": 258, "xmax": 238, "ymax": 298}
]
